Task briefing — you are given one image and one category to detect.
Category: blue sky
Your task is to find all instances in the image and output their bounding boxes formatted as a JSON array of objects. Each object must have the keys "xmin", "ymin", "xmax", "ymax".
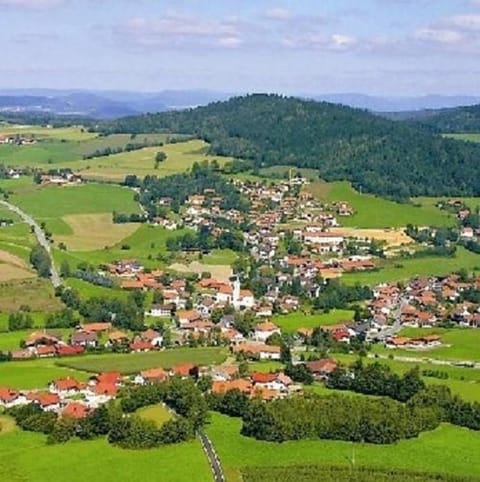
[{"xmin": 1, "ymin": 0, "xmax": 480, "ymax": 95}]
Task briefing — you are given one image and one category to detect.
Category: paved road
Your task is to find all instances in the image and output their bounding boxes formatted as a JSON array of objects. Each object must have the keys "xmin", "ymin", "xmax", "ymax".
[
  {"xmin": 198, "ymin": 430, "xmax": 225, "ymax": 482},
  {"xmin": 0, "ymin": 199, "xmax": 61, "ymax": 288}
]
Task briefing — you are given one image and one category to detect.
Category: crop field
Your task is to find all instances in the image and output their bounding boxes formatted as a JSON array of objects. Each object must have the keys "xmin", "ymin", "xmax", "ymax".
[
  {"xmin": 0, "ymin": 279, "xmax": 63, "ymax": 312},
  {"xmin": 272, "ymin": 310, "xmax": 354, "ymax": 334},
  {"xmin": 137, "ymin": 404, "xmax": 173, "ymax": 427},
  {"xmin": 305, "ymin": 181, "xmax": 454, "ymax": 228},
  {"xmin": 66, "ymin": 139, "xmax": 234, "ymax": 181},
  {"xmin": 0, "ymin": 125, "xmax": 98, "ymax": 141},
  {"xmin": 55, "ymin": 213, "xmax": 140, "ymax": 251},
  {"xmin": 64, "ymin": 278, "xmax": 131, "ymax": 300},
  {"xmin": 56, "ymin": 347, "xmax": 228, "ymax": 374},
  {"xmin": 0, "ymin": 430, "xmax": 212, "ymax": 482},
  {"xmin": 330, "ymin": 227, "xmax": 413, "ymax": 248},
  {"xmin": 342, "ymin": 247, "xmax": 480, "ymax": 286},
  {"xmin": 207, "ymin": 413, "xmax": 480, "ymax": 482},
  {"xmin": 53, "ymin": 224, "xmax": 190, "ymax": 270},
  {"xmin": 169, "ymin": 260, "xmax": 233, "ymax": 283}
]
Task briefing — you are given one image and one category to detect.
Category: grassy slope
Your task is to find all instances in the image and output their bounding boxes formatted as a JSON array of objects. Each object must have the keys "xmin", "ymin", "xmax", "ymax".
[
  {"xmin": 307, "ymin": 181, "xmax": 454, "ymax": 228},
  {"xmin": 343, "ymin": 247, "xmax": 480, "ymax": 286},
  {"xmin": 0, "ymin": 430, "xmax": 211, "ymax": 482},
  {"xmin": 56, "ymin": 347, "xmax": 228, "ymax": 374},
  {"xmin": 272, "ymin": 310, "xmax": 354, "ymax": 334},
  {"xmin": 207, "ymin": 413, "xmax": 480, "ymax": 482},
  {"xmin": 137, "ymin": 404, "xmax": 173, "ymax": 427}
]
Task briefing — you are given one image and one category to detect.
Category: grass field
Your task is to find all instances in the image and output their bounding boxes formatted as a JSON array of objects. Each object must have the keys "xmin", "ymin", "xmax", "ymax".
[
  {"xmin": 55, "ymin": 213, "xmax": 140, "ymax": 251},
  {"xmin": 0, "ymin": 328, "xmax": 72, "ymax": 352},
  {"xmin": 0, "ymin": 430, "xmax": 212, "ymax": 482},
  {"xmin": 373, "ymin": 327, "xmax": 480, "ymax": 363},
  {"xmin": 0, "ymin": 125, "xmax": 98, "ymax": 141},
  {"xmin": 12, "ymin": 183, "xmax": 141, "ymax": 219},
  {"xmin": 0, "ymin": 312, "xmax": 45, "ymax": 331},
  {"xmin": 343, "ymin": 247, "xmax": 480, "ymax": 286},
  {"xmin": 0, "ymin": 415, "xmax": 16, "ymax": 435},
  {"xmin": 272, "ymin": 310, "xmax": 354, "ymax": 334},
  {"xmin": 56, "ymin": 347, "xmax": 228, "ymax": 374},
  {"xmin": 66, "ymin": 139, "xmax": 234, "ymax": 181},
  {"xmin": 0, "ymin": 279, "xmax": 63, "ymax": 312},
  {"xmin": 305, "ymin": 181, "xmax": 454, "ymax": 228},
  {"xmin": 416, "ymin": 195, "xmax": 480, "ymax": 213},
  {"xmin": 137, "ymin": 404, "xmax": 173, "ymax": 427},
  {"xmin": 444, "ymin": 133, "xmax": 480, "ymax": 143},
  {"xmin": 207, "ymin": 413, "xmax": 480, "ymax": 482},
  {"xmin": 0, "ymin": 359, "xmax": 88, "ymax": 390}
]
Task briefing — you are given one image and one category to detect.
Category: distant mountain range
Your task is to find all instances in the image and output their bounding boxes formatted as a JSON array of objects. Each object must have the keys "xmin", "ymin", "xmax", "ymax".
[{"xmin": 0, "ymin": 89, "xmax": 478, "ymax": 119}]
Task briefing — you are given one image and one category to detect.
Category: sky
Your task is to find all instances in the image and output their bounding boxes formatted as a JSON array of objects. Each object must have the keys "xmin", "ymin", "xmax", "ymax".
[{"xmin": 1, "ymin": 0, "xmax": 480, "ymax": 95}]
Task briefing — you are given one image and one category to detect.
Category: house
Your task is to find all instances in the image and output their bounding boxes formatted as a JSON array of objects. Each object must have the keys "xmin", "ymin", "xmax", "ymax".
[
  {"xmin": 80, "ymin": 322, "xmax": 112, "ymax": 333},
  {"xmin": 71, "ymin": 330, "xmax": 98, "ymax": 347},
  {"xmin": 254, "ymin": 321, "xmax": 281, "ymax": 342},
  {"xmin": 56, "ymin": 345, "xmax": 85, "ymax": 357},
  {"xmin": 170, "ymin": 363, "xmax": 198, "ymax": 378},
  {"xmin": 305, "ymin": 358, "xmax": 338, "ymax": 380},
  {"xmin": 130, "ymin": 340, "xmax": 153, "ymax": 352},
  {"xmin": 107, "ymin": 331, "xmax": 129, "ymax": 346},
  {"xmin": 147, "ymin": 303, "xmax": 174, "ymax": 318},
  {"xmin": 232, "ymin": 343, "xmax": 282, "ymax": 360},
  {"xmin": 212, "ymin": 379, "xmax": 253, "ymax": 395},
  {"xmin": 0, "ymin": 387, "xmax": 26, "ymax": 408},
  {"xmin": 62, "ymin": 402, "xmax": 90, "ymax": 419},
  {"xmin": 176, "ymin": 310, "xmax": 202, "ymax": 327},
  {"xmin": 36, "ymin": 345, "xmax": 57, "ymax": 358},
  {"xmin": 140, "ymin": 328, "xmax": 163, "ymax": 347},
  {"xmin": 49, "ymin": 377, "xmax": 83, "ymax": 396},
  {"xmin": 25, "ymin": 331, "xmax": 59, "ymax": 347},
  {"xmin": 91, "ymin": 372, "xmax": 122, "ymax": 386},
  {"xmin": 29, "ymin": 393, "xmax": 61, "ymax": 412},
  {"xmin": 251, "ymin": 372, "xmax": 292, "ymax": 391},
  {"xmin": 135, "ymin": 367, "xmax": 169, "ymax": 385}
]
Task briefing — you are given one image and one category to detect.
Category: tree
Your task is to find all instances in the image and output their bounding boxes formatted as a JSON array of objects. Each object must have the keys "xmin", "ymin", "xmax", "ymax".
[
  {"xmin": 154, "ymin": 151, "xmax": 167, "ymax": 169},
  {"xmin": 30, "ymin": 244, "xmax": 51, "ymax": 278}
]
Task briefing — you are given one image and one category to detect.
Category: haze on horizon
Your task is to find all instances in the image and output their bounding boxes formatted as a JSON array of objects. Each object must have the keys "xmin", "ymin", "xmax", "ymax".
[{"xmin": 1, "ymin": 0, "xmax": 480, "ymax": 96}]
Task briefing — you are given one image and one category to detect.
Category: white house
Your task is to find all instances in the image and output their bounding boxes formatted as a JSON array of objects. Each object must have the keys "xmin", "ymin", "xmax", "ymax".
[{"xmin": 254, "ymin": 321, "xmax": 281, "ymax": 342}]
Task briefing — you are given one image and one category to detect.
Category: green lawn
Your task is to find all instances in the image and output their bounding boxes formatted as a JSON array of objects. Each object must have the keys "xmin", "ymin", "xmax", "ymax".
[
  {"xmin": 0, "ymin": 430, "xmax": 212, "ymax": 482},
  {"xmin": 137, "ymin": 404, "xmax": 173, "ymax": 427},
  {"xmin": 207, "ymin": 413, "xmax": 480, "ymax": 482},
  {"xmin": 0, "ymin": 359, "xmax": 88, "ymax": 390},
  {"xmin": 248, "ymin": 361, "xmax": 284, "ymax": 373},
  {"xmin": 202, "ymin": 249, "xmax": 238, "ymax": 266},
  {"xmin": 309, "ymin": 181, "xmax": 454, "ymax": 228},
  {"xmin": 342, "ymin": 247, "xmax": 480, "ymax": 286},
  {"xmin": 56, "ymin": 347, "xmax": 228, "ymax": 374},
  {"xmin": 273, "ymin": 310, "xmax": 354, "ymax": 334},
  {"xmin": 444, "ymin": 133, "xmax": 480, "ymax": 144}
]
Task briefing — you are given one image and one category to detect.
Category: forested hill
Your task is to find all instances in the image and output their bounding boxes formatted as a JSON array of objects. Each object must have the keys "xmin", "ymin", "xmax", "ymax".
[
  {"xmin": 405, "ymin": 104, "xmax": 480, "ymax": 133},
  {"xmin": 101, "ymin": 94, "xmax": 480, "ymax": 199}
]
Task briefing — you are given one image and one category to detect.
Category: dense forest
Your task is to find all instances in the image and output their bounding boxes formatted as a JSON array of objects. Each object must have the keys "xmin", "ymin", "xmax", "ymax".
[
  {"xmin": 102, "ymin": 95, "xmax": 480, "ymax": 199},
  {"xmin": 406, "ymin": 104, "xmax": 480, "ymax": 133}
]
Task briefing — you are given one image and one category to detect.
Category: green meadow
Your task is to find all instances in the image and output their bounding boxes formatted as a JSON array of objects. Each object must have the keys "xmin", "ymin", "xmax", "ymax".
[
  {"xmin": 444, "ymin": 133, "xmax": 480, "ymax": 143},
  {"xmin": 272, "ymin": 309, "xmax": 354, "ymax": 334},
  {"xmin": 137, "ymin": 404, "xmax": 173, "ymax": 427},
  {"xmin": 56, "ymin": 347, "xmax": 228, "ymax": 374},
  {"xmin": 0, "ymin": 430, "xmax": 212, "ymax": 482},
  {"xmin": 343, "ymin": 247, "xmax": 480, "ymax": 286},
  {"xmin": 307, "ymin": 180, "xmax": 454, "ymax": 228},
  {"xmin": 373, "ymin": 327, "xmax": 480, "ymax": 363},
  {"xmin": 207, "ymin": 413, "xmax": 480, "ymax": 482}
]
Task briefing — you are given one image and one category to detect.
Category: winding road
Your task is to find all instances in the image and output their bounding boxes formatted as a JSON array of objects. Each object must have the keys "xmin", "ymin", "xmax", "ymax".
[
  {"xmin": 198, "ymin": 430, "xmax": 225, "ymax": 482},
  {"xmin": 0, "ymin": 199, "xmax": 61, "ymax": 288}
]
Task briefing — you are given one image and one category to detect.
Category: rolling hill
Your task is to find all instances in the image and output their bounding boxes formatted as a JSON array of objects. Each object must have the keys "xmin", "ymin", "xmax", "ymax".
[{"xmin": 100, "ymin": 94, "xmax": 480, "ymax": 200}]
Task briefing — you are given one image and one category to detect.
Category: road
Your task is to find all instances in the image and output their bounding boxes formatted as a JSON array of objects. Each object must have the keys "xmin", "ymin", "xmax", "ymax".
[
  {"xmin": 198, "ymin": 430, "xmax": 225, "ymax": 482},
  {"xmin": 0, "ymin": 199, "xmax": 61, "ymax": 288}
]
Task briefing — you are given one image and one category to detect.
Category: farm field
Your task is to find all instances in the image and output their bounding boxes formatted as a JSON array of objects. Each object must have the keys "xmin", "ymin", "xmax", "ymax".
[
  {"xmin": 11, "ymin": 183, "xmax": 141, "ymax": 219},
  {"xmin": 0, "ymin": 312, "xmax": 45, "ymax": 331},
  {"xmin": 56, "ymin": 347, "xmax": 228, "ymax": 374},
  {"xmin": 64, "ymin": 278, "xmax": 131, "ymax": 300},
  {"xmin": 342, "ymin": 247, "xmax": 480, "ymax": 286},
  {"xmin": 0, "ymin": 279, "xmax": 63, "ymax": 312},
  {"xmin": 137, "ymin": 404, "xmax": 173, "ymax": 427},
  {"xmin": 416, "ymin": 195, "xmax": 480, "ymax": 212},
  {"xmin": 169, "ymin": 260, "xmax": 233, "ymax": 283},
  {"xmin": 55, "ymin": 213, "xmax": 140, "ymax": 251},
  {"xmin": 0, "ymin": 430, "xmax": 212, "ymax": 482},
  {"xmin": 207, "ymin": 413, "xmax": 480, "ymax": 482},
  {"xmin": 272, "ymin": 309, "xmax": 354, "ymax": 334},
  {"xmin": 53, "ymin": 224, "xmax": 190, "ymax": 270},
  {"xmin": 305, "ymin": 180, "xmax": 454, "ymax": 228},
  {"xmin": 66, "ymin": 139, "xmax": 234, "ymax": 181},
  {"xmin": 0, "ymin": 125, "xmax": 98, "ymax": 141}
]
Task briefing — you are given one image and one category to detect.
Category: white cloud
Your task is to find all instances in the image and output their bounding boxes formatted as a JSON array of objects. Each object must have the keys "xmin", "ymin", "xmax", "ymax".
[
  {"xmin": 0, "ymin": 0, "xmax": 65, "ymax": 8},
  {"xmin": 449, "ymin": 14, "xmax": 480, "ymax": 30},
  {"xmin": 264, "ymin": 7, "xmax": 292, "ymax": 21},
  {"xmin": 415, "ymin": 28, "xmax": 463, "ymax": 44}
]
